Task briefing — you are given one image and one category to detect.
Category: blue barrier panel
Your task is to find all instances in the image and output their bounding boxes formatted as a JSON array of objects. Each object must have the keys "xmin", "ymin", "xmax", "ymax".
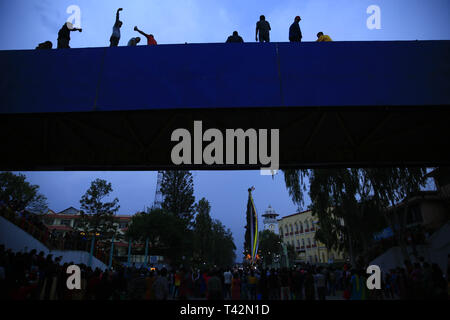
[
  {"xmin": 95, "ymin": 43, "xmax": 281, "ymax": 111},
  {"xmin": 0, "ymin": 41, "xmax": 449, "ymax": 114},
  {"xmin": 278, "ymin": 41, "xmax": 450, "ymax": 107},
  {"xmin": 0, "ymin": 47, "xmax": 105, "ymax": 113}
]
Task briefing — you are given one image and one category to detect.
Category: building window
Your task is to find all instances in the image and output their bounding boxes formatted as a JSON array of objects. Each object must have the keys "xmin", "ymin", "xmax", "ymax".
[
  {"xmin": 61, "ymin": 219, "xmax": 71, "ymax": 226},
  {"xmin": 305, "ymin": 221, "xmax": 309, "ymax": 229},
  {"xmin": 300, "ymin": 222, "xmax": 303, "ymax": 232},
  {"xmin": 119, "ymin": 222, "xmax": 128, "ymax": 229},
  {"xmin": 302, "ymin": 239, "xmax": 305, "ymax": 247}
]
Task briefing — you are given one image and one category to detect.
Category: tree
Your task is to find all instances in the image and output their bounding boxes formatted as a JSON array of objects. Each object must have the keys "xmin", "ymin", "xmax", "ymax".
[
  {"xmin": 209, "ymin": 219, "xmax": 236, "ymax": 268},
  {"xmin": 79, "ymin": 178, "xmax": 120, "ymax": 240},
  {"xmin": 283, "ymin": 168, "xmax": 428, "ymax": 265},
  {"xmin": 160, "ymin": 171, "xmax": 196, "ymax": 226},
  {"xmin": 258, "ymin": 230, "xmax": 282, "ymax": 266},
  {"xmin": 193, "ymin": 198, "xmax": 213, "ymax": 262},
  {"xmin": 0, "ymin": 171, "xmax": 48, "ymax": 213},
  {"xmin": 126, "ymin": 207, "xmax": 188, "ymax": 266}
]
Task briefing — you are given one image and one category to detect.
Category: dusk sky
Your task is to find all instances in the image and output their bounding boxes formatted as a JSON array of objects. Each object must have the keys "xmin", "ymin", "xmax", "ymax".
[
  {"xmin": 3, "ymin": 0, "xmax": 449, "ymax": 262},
  {"xmin": 0, "ymin": 0, "xmax": 449, "ymax": 50}
]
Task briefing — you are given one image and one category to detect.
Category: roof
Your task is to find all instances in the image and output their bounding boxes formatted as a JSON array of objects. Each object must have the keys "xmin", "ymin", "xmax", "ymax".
[
  {"xmin": 277, "ymin": 209, "xmax": 312, "ymax": 221},
  {"xmin": 57, "ymin": 207, "xmax": 80, "ymax": 215}
]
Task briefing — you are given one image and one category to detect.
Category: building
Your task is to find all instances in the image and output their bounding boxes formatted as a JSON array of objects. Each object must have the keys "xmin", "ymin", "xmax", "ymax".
[
  {"xmin": 278, "ymin": 210, "xmax": 345, "ymax": 264},
  {"xmin": 262, "ymin": 205, "xmax": 279, "ymax": 234},
  {"xmin": 41, "ymin": 207, "xmax": 163, "ymax": 265},
  {"xmin": 42, "ymin": 206, "xmax": 131, "ymax": 238}
]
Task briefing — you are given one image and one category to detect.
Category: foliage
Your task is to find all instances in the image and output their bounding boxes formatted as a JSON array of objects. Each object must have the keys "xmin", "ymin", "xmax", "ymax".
[
  {"xmin": 283, "ymin": 168, "xmax": 428, "ymax": 264},
  {"xmin": 79, "ymin": 178, "xmax": 120, "ymax": 240},
  {"xmin": 193, "ymin": 198, "xmax": 213, "ymax": 262},
  {"xmin": 127, "ymin": 198, "xmax": 236, "ymax": 269},
  {"xmin": 126, "ymin": 207, "xmax": 187, "ymax": 265},
  {"xmin": 258, "ymin": 229, "xmax": 282, "ymax": 266},
  {"xmin": 0, "ymin": 171, "xmax": 48, "ymax": 213},
  {"xmin": 160, "ymin": 170, "xmax": 196, "ymax": 226}
]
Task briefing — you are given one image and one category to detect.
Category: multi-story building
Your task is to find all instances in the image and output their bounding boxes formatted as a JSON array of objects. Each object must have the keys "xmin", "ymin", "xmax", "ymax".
[
  {"xmin": 278, "ymin": 209, "xmax": 345, "ymax": 264},
  {"xmin": 42, "ymin": 206, "xmax": 131, "ymax": 238},
  {"xmin": 41, "ymin": 207, "xmax": 164, "ymax": 265}
]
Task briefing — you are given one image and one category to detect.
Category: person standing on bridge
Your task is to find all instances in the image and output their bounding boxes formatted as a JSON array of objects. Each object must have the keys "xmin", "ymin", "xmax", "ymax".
[
  {"xmin": 110, "ymin": 8, "xmax": 123, "ymax": 47},
  {"xmin": 57, "ymin": 22, "xmax": 82, "ymax": 49},
  {"xmin": 289, "ymin": 16, "xmax": 302, "ymax": 42},
  {"xmin": 226, "ymin": 31, "xmax": 244, "ymax": 43},
  {"xmin": 134, "ymin": 26, "xmax": 157, "ymax": 45},
  {"xmin": 256, "ymin": 15, "xmax": 271, "ymax": 42},
  {"xmin": 316, "ymin": 32, "xmax": 332, "ymax": 42},
  {"xmin": 127, "ymin": 37, "xmax": 141, "ymax": 46}
]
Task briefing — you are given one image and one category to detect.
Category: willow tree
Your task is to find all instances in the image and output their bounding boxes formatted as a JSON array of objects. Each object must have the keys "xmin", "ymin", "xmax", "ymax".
[{"xmin": 283, "ymin": 167, "xmax": 428, "ymax": 264}]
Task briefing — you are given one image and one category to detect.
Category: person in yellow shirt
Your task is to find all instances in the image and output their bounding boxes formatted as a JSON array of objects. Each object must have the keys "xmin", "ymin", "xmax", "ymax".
[{"xmin": 316, "ymin": 32, "xmax": 332, "ymax": 42}]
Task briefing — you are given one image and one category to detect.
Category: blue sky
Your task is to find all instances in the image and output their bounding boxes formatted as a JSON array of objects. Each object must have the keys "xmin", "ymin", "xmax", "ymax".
[
  {"xmin": 0, "ymin": 0, "xmax": 449, "ymax": 50},
  {"xmin": 4, "ymin": 0, "xmax": 449, "ymax": 262}
]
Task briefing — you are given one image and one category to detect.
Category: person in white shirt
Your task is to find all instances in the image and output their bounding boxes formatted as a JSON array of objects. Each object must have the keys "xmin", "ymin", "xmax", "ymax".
[{"xmin": 223, "ymin": 269, "xmax": 233, "ymax": 299}]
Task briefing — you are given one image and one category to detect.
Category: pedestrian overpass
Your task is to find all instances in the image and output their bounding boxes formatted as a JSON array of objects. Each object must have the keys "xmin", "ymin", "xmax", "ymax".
[{"xmin": 1, "ymin": 41, "xmax": 449, "ymax": 170}]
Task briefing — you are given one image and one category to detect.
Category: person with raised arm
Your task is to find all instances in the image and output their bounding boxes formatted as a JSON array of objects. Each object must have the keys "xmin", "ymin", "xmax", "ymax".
[
  {"xmin": 110, "ymin": 8, "xmax": 123, "ymax": 47},
  {"xmin": 57, "ymin": 22, "xmax": 82, "ymax": 49},
  {"xmin": 134, "ymin": 26, "xmax": 157, "ymax": 45}
]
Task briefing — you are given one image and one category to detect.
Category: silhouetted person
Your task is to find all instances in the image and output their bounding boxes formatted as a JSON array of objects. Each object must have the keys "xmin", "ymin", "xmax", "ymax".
[
  {"xmin": 36, "ymin": 41, "xmax": 53, "ymax": 50},
  {"xmin": 316, "ymin": 32, "xmax": 332, "ymax": 42},
  {"xmin": 226, "ymin": 31, "xmax": 244, "ymax": 43},
  {"xmin": 57, "ymin": 22, "xmax": 82, "ymax": 49},
  {"xmin": 256, "ymin": 15, "xmax": 271, "ymax": 43},
  {"xmin": 127, "ymin": 37, "xmax": 141, "ymax": 46},
  {"xmin": 110, "ymin": 8, "xmax": 123, "ymax": 47},
  {"xmin": 134, "ymin": 26, "xmax": 157, "ymax": 45},
  {"xmin": 289, "ymin": 16, "xmax": 302, "ymax": 42}
]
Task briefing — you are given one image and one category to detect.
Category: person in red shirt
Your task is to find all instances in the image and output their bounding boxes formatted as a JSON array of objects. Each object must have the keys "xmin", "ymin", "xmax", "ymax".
[{"xmin": 134, "ymin": 26, "xmax": 157, "ymax": 45}]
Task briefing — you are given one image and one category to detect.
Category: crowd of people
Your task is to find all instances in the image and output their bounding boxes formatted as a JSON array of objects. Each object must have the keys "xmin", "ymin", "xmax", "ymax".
[
  {"xmin": 0, "ymin": 203, "xmax": 108, "ymax": 264},
  {"xmin": 1, "ymin": 242, "xmax": 448, "ymax": 300},
  {"xmin": 0, "ymin": 202, "xmax": 51, "ymax": 246},
  {"xmin": 36, "ymin": 8, "xmax": 332, "ymax": 50}
]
